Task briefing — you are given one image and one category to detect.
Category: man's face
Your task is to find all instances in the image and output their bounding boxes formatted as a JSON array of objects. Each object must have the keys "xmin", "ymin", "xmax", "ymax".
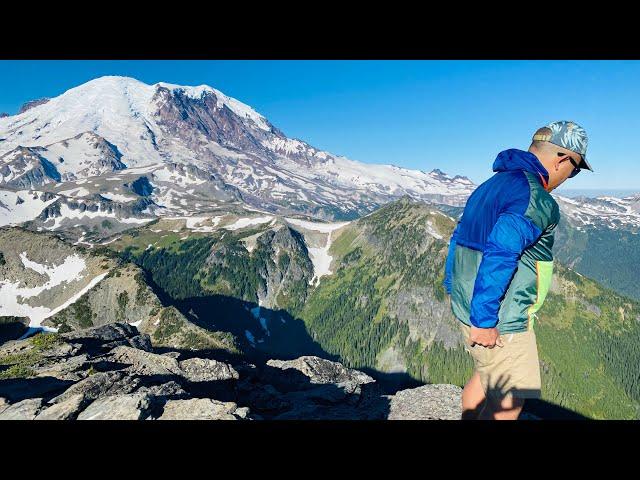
[{"xmin": 547, "ymin": 147, "xmax": 582, "ymax": 190}]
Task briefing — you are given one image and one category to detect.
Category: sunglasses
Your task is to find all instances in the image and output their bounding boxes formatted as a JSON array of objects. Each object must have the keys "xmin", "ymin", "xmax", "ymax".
[{"xmin": 557, "ymin": 152, "xmax": 581, "ymax": 178}]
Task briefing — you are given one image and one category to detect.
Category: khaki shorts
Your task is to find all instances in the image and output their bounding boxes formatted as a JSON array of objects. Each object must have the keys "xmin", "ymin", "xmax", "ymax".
[{"xmin": 459, "ymin": 323, "xmax": 541, "ymax": 400}]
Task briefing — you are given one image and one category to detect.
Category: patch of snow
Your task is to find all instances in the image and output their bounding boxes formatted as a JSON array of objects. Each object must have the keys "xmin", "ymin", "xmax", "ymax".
[
  {"xmin": 100, "ymin": 236, "xmax": 121, "ymax": 245},
  {"xmin": 244, "ymin": 330, "xmax": 256, "ymax": 346},
  {"xmin": 285, "ymin": 217, "xmax": 349, "ymax": 233},
  {"xmin": 223, "ymin": 215, "xmax": 273, "ymax": 231},
  {"xmin": 426, "ymin": 219, "xmax": 443, "ymax": 240},
  {"xmin": 100, "ymin": 192, "xmax": 136, "ymax": 203},
  {"xmin": 306, "ymin": 227, "xmax": 343, "ymax": 286},
  {"xmin": 59, "ymin": 187, "xmax": 91, "ymax": 197},
  {"xmin": 0, "ymin": 252, "xmax": 109, "ymax": 327},
  {"xmin": 46, "ymin": 203, "xmax": 152, "ymax": 230},
  {"xmin": 0, "ymin": 189, "xmax": 58, "ymax": 227},
  {"xmin": 250, "ymin": 306, "xmax": 270, "ymax": 336}
]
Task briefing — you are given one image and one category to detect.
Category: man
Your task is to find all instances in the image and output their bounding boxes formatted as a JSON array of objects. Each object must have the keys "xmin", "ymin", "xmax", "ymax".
[{"xmin": 443, "ymin": 121, "xmax": 593, "ymax": 420}]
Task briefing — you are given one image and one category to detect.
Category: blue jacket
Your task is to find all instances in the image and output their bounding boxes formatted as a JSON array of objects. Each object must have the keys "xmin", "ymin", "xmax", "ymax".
[{"xmin": 443, "ymin": 149, "xmax": 560, "ymax": 332}]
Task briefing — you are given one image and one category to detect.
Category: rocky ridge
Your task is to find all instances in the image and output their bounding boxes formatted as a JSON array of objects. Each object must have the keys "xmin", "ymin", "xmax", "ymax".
[{"xmin": 0, "ymin": 323, "xmax": 462, "ymax": 420}]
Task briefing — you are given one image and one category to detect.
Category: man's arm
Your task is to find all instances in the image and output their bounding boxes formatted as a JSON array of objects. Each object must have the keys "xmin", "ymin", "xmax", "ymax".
[
  {"xmin": 443, "ymin": 221, "xmax": 461, "ymax": 295},
  {"xmin": 469, "ymin": 212, "xmax": 542, "ymax": 329}
]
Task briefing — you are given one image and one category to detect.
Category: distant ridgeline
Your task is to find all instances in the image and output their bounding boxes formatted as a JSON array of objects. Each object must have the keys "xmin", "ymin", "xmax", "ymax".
[{"xmin": 557, "ymin": 189, "xmax": 640, "ymax": 198}]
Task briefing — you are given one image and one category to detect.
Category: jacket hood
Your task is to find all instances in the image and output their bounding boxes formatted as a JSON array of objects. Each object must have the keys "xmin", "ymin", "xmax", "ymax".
[{"xmin": 492, "ymin": 149, "xmax": 549, "ymax": 188}]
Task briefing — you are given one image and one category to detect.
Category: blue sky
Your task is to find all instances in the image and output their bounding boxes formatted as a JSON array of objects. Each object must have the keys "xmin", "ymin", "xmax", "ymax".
[{"xmin": 0, "ymin": 60, "xmax": 638, "ymax": 190}]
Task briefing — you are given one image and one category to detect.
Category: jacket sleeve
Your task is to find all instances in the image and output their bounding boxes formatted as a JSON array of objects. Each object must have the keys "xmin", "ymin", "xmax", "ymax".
[
  {"xmin": 443, "ymin": 221, "xmax": 461, "ymax": 295},
  {"xmin": 469, "ymin": 212, "xmax": 542, "ymax": 328}
]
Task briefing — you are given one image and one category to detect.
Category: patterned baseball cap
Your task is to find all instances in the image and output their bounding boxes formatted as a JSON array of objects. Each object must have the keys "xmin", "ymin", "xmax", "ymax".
[{"xmin": 532, "ymin": 120, "xmax": 593, "ymax": 172}]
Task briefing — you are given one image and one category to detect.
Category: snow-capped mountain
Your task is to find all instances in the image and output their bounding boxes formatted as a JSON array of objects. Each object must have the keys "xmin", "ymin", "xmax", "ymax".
[
  {"xmin": 0, "ymin": 76, "xmax": 475, "ymax": 235},
  {"xmin": 554, "ymin": 193, "xmax": 640, "ymax": 231},
  {"xmin": 3, "ymin": 75, "xmax": 638, "ymax": 243}
]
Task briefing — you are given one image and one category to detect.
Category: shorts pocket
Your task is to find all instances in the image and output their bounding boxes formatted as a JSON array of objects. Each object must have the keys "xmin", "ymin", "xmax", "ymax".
[{"xmin": 470, "ymin": 344, "xmax": 492, "ymax": 366}]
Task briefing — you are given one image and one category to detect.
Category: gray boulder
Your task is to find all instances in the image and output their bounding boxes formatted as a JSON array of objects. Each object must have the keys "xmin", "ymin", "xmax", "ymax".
[
  {"xmin": 157, "ymin": 398, "xmax": 241, "ymax": 420},
  {"xmin": 33, "ymin": 354, "xmax": 89, "ymax": 381},
  {"xmin": 136, "ymin": 381, "xmax": 187, "ymax": 398},
  {"xmin": 77, "ymin": 393, "xmax": 152, "ymax": 420},
  {"xmin": 179, "ymin": 358, "xmax": 239, "ymax": 382},
  {"xmin": 387, "ymin": 384, "xmax": 462, "ymax": 420},
  {"xmin": 108, "ymin": 346, "xmax": 183, "ymax": 376},
  {"xmin": 234, "ymin": 407, "xmax": 250, "ymax": 419},
  {"xmin": 35, "ymin": 394, "xmax": 86, "ymax": 420},
  {"xmin": 50, "ymin": 371, "xmax": 139, "ymax": 404},
  {"xmin": 0, "ymin": 398, "xmax": 43, "ymax": 420},
  {"xmin": 62, "ymin": 323, "xmax": 139, "ymax": 343},
  {"xmin": 40, "ymin": 341, "xmax": 82, "ymax": 359},
  {"xmin": 161, "ymin": 352, "xmax": 181, "ymax": 359},
  {"xmin": 265, "ymin": 356, "xmax": 375, "ymax": 390},
  {"xmin": 103, "ymin": 334, "xmax": 153, "ymax": 352}
]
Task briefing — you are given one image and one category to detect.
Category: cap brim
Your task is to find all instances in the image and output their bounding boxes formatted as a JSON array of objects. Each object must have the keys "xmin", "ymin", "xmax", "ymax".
[{"xmin": 579, "ymin": 156, "xmax": 594, "ymax": 172}]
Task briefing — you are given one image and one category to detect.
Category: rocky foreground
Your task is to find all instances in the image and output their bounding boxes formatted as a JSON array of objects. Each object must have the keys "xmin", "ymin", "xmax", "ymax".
[{"xmin": 0, "ymin": 323, "xmax": 462, "ymax": 420}]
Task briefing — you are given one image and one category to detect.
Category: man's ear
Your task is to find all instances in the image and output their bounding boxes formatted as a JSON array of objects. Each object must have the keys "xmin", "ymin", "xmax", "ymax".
[{"xmin": 555, "ymin": 154, "xmax": 569, "ymax": 172}]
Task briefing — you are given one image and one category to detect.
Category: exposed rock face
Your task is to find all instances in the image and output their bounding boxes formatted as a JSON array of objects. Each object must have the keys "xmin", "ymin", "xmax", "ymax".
[
  {"xmin": 35, "ymin": 394, "xmax": 85, "ymax": 420},
  {"xmin": 0, "ymin": 147, "xmax": 61, "ymax": 189},
  {"xmin": 49, "ymin": 371, "xmax": 137, "ymax": 405},
  {"xmin": 33, "ymin": 353, "xmax": 89, "ymax": 381},
  {"xmin": 108, "ymin": 346, "xmax": 184, "ymax": 376},
  {"xmin": 158, "ymin": 398, "xmax": 239, "ymax": 420},
  {"xmin": 137, "ymin": 306, "xmax": 238, "ymax": 353},
  {"xmin": 77, "ymin": 393, "xmax": 152, "ymax": 420},
  {"xmin": 253, "ymin": 227, "xmax": 314, "ymax": 309},
  {"xmin": 136, "ymin": 381, "xmax": 187, "ymax": 398},
  {"xmin": 0, "ymin": 322, "xmax": 463, "ymax": 420},
  {"xmin": 266, "ymin": 356, "xmax": 375, "ymax": 386},
  {"xmin": 62, "ymin": 322, "xmax": 140, "ymax": 343},
  {"xmin": 18, "ymin": 98, "xmax": 50, "ymax": 114},
  {"xmin": 387, "ymin": 384, "xmax": 462, "ymax": 420},
  {"xmin": 179, "ymin": 358, "xmax": 239, "ymax": 382},
  {"xmin": 0, "ymin": 398, "xmax": 43, "ymax": 420},
  {"xmin": 44, "ymin": 264, "xmax": 169, "ymax": 334},
  {"xmin": 130, "ymin": 176, "xmax": 153, "ymax": 196}
]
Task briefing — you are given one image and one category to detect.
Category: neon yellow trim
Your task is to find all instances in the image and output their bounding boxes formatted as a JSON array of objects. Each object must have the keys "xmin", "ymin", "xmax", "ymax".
[{"xmin": 528, "ymin": 260, "xmax": 553, "ymax": 330}]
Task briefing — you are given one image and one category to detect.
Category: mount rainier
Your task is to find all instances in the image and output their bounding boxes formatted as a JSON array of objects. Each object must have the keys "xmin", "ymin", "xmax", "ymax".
[{"xmin": 0, "ymin": 75, "xmax": 475, "ymax": 238}]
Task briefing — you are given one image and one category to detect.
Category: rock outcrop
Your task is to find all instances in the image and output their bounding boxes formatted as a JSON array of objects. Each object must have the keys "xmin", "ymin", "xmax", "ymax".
[
  {"xmin": 158, "ymin": 398, "xmax": 242, "ymax": 420},
  {"xmin": 386, "ymin": 384, "xmax": 462, "ymax": 420},
  {"xmin": 77, "ymin": 393, "xmax": 153, "ymax": 420},
  {"xmin": 0, "ymin": 323, "xmax": 463, "ymax": 420}
]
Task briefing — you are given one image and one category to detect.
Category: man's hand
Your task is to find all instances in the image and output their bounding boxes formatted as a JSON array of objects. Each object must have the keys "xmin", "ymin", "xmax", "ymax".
[{"xmin": 469, "ymin": 326, "xmax": 503, "ymax": 349}]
